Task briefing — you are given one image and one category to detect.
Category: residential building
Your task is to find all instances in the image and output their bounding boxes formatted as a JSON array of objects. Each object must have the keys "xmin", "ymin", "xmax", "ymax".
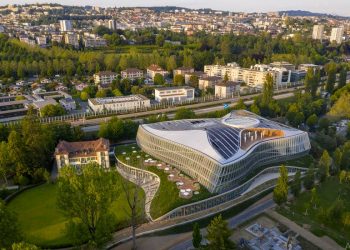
[
  {"xmin": 198, "ymin": 76, "xmax": 222, "ymax": 90},
  {"xmin": 147, "ymin": 64, "xmax": 168, "ymax": 80},
  {"xmin": 59, "ymin": 98, "xmax": 76, "ymax": 111},
  {"xmin": 93, "ymin": 71, "xmax": 118, "ymax": 87},
  {"xmin": 88, "ymin": 95, "xmax": 150, "ymax": 113},
  {"xmin": 154, "ymin": 86, "xmax": 195, "ymax": 103},
  {"xmin": 60, "ymin": 20, "xmax": 73, "ymax": 32},
  {"xmin": 54, "ymin": 138, "xmax": 110, "ymax": 169},
  {"xmin": 137, "ymin": 110, "xmax": 310, "ymax": 193},
  {"xmin": 108, "ymin": 19, "xmax": 116, "ymax": 30},
  {"xmin": 330, "ymin": 27, "xmax": 344, "ymax": 44},
  {"xmin": 173, "ymin": 67, "xmax": 194, "ymax": 77},
  {"xmin": 185, "ymin": 71, "xmax": 207, "ymax": 85},
  {"xmin": 64, "ymin": 33, "xmax": 79, "ymax": 48},
  {"xmin": 312, "ymin": 24, "xmax": 324, "ymax": 41},
  {"xmin": 215, "ymin": 81, "xmax": 240, "ymax": 98},
  {"xmin": 36, "ymin": 36, "xmax": 47, "ymax": 46},
  {"xmin": 84, "ymin": 36, "xmax": 107, "ymax": 48},
  {"xmin": 121, "ymin": 68, "xmax": 144, "ymax": 80}
]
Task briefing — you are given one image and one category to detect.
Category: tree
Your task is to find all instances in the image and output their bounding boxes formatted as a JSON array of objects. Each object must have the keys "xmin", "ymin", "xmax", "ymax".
[
  {"xmin": 318, "ymin": 150, "xmax": 331, "ymax": 182},
  {"xmin": 192, "ymin": 222, "xmax": 202, "ymax": 249},
  {"xmin": 339, "ymin": 170, "xmax": 347, "ymax": 183},
  {"xmin": 0, "ymin": 142, "xmax": 12, "ymax": 185},
  {"xmin": 224, "ymin": 73, "xmax": 229, "ymax": 83},
  {"xmin": 310, "ymin": 187, "xmax": 319, "ymax": 209},
  {"xmin": 233, "ymin": 99, "xmax": 246, "ymax": 110},
  {"xmin": 174, "ymin": 74, "xmax": 185, "ymax": 86},
  {"xmin": 305, "ymin": 68, "xmax": 319, "ymax": 98},
  {"xmin": 95, "ymin": 89, "xmax": 107, "ymax": 98},
  {"xmin": 0, "ymin": 200, "xmax": 22, "ymax": 249},
  {"xmin": 306, "ymin": 114, "xmax": 318, "ymax": 131},
  {"xmin": 119, "ymin": 173, "xmax": 145, "ymax": 250},
  {"xmin": 273, "ymin": 165, "xmax": 288, "ymax": 206},
  {"xmin": 338, "ymin": 67, "xmax": 347, "ymax": 89},
  {"xmin": 250, "ymin": 103, "xmax": 260, "ymax": 115},
  {"xmin": 11, "ymin": 242, "xmax": 39, "ymax": 250},
  {"xmin": 325, "ymin": 62, "xmax": 337, "ymax": 93},
  {"xmin": 342, "ymin": 212, "xmax": 350, "ymax": 229},
  {"xmin": 188, "ymin": 75, "xmax": 199, "ymax": 89},
  {"xmin": 113, "ymin": 89, "xmax": 123, "ymax": 96},
  {"xmin": 304, "ymin": 167, "xmax": 315, "ymax": 190},
  {"xmin": 174, "ymin": 108, "xmax": 195, "ymax": 120},
  {"xmin": 206, "ymin": 215, "xmax": 235, "ymax": 250},
  {"xmin": 318, "ymin": 117, "xmax": 330, "ymax": 132},
  {"xmin": 328, "ymin": 93, "xmax": 350, "ymax": 119},
  {"xmin": 57, "ymin": 164, "xmax": 119, "ymax": 246},
  {"xmin": 261, "ymin": 73, "xmax": 274, "ymax": 106},
  {"xmin": 166, "ymin": 55, "xmax": 177, "ymax": 72},
  {"xmin": 156, "ymin": 34, "xmax": 165, "ymax": 47},
  {"xmin": 291, "ymin": 170, "xmax": 301, "ymax": 197},
  {"xmin": 80, "ymin": 91, "xmax": 90, "ymax": 101},
  {"xmin": 154, "ymin": 73, "xmax": 165, "ymax": 85},
  {"xmin": 40, "ymin": 104, "xmax": 66, "ymax": 117}
]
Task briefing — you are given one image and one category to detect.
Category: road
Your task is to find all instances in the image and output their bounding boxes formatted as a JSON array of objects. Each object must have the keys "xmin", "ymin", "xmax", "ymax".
[
  {"xmin": 112, "ymin": 195, "xmax": 275, "ymax": 250},
  {"xmin": 168, "ymin": 198, "xmax": 274, "ymax": 250},
  {"xmin": 82, "ymin": 92, "xmax": 293, "ymax": 133}
]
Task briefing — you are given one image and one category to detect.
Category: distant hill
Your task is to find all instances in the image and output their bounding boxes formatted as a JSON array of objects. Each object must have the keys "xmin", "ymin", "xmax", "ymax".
[{"xmin": 279, "ymin": 10, "xmax": 344, "ymax": 18}]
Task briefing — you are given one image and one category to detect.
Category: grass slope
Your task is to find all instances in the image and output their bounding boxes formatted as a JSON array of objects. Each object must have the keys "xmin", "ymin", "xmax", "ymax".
[{"xmin": 8, "ymin": 176, "xmax": 144, "ymax": 248}]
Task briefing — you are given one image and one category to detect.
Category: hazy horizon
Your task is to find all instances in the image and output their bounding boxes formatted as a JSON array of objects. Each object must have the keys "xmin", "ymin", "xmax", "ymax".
[{"xmin": 2, "ymin": 0, "xmax": 350, "ymax": 17}]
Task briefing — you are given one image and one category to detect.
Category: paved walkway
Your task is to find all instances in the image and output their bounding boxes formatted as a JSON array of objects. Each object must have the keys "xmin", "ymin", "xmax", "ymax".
[
  {"xmin": 111, "ymin": 194, "xmax": 275, "ymax": 250},
  {"xmin": 266, "ymin": 210, "xmax": 343, "ymax": 250}
]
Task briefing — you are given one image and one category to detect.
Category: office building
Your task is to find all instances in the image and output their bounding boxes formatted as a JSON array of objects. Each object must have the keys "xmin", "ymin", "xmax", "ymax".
[
  {"xmin": 60, "ymin": 20, "xmax": 73, "ymax": 32},
  {"xmin": 154, "ymin": 86, "xmax": 195, "ymax": 103},
  {"xmin": 88, "ymin": 95, "xmax": 150, "ymax": 113},
  {"xmin": 312, "ymin": 24, "xmax": 324, "ymax": 41},
  {"xmin": 55, "ymin": 138, "xmax": 110, "ymax": 169},
  {"xmin": 137, "ymin": 110, "xmax": 310, "ymax": 193}
]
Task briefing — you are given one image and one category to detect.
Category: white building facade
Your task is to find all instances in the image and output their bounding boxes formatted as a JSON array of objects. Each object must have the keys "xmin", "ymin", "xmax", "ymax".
[
  {"xmin": 88, "ymin": 94, "xmax": 150, "ymax": 113},
  {"xmin": 154, "ymin": 86, "xmax": 195, "ymax": 103}
]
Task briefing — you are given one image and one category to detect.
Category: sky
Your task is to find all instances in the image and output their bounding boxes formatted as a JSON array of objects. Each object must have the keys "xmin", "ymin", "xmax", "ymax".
[{"xmin": 3, "ymin": 0, "xmax": 350, "ymax": 16}]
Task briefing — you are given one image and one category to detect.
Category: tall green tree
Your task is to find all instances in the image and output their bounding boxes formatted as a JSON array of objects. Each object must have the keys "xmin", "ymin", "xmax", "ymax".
[
  {"xmin": 192, "ymin": 222, "xmax": 202, "ymax": 249},
  {"xmin": 0, "ymin": 200, "xmax": 22, "ymax": 249},
  {"xmin": 57, "ymin": 164, "xmax": 119, "ymax": 246},
  {"xmin": 154, "ymin": 73, "xmax": 165, "ymax": 85},
  {"xmin": 318, "ymin": 150, "xmax": 332, "ymax": 182},
  {"xmin": 173, "ymin": 74, "xmax": 185, "ymax": 86},
  {"xmin": 206, "ymin": 215, "xmax": 235, "ymax": 250},
  {"xmin": 304, "ymin": 167, "xmax": 315, "ymax": 190},
  {"xmin": 325, "ymin": 62, "xmax": 337, "ymax": 93},
  {"xmin": 273, "ymin": 165, "xmax": 288, "ymax": 206},
  {"xmin": 291, "ymin": 170, "xmax": 301, "ymax": 197},
  {"xmin": 338, "ymin": 67, "xmax": 347, "ymax": 89},
  {"xmin": 174, "ymin": 108, "xmax": 195, "ymax": 120},
  {"xmin": 261, "ymin": 73, "xmax": 274, "ymax": 106}
]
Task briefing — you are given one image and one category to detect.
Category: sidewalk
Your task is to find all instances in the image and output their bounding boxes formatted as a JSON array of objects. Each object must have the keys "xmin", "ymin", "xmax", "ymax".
[{"xmin": 266, "ymin": 209, "xmax": 343, "ymax": 250}]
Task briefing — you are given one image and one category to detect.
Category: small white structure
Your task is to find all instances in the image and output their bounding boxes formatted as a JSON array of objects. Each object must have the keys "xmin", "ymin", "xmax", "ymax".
[
  {"xmin": 59, "ymin": 98, "xmax": 76, "ymax": 111},
  {"xmin": 88, "ymin": 94, "xmax": 150, "ymax": 113},
  {"xmin": 154, "ymin": 86, "xmax": 195, "ymax": 103}
]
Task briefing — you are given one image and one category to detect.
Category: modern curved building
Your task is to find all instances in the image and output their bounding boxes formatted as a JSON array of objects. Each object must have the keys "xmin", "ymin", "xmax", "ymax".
[{"xmin": 136, "ymin": 110, "xmax": 310, "ymax": 193}]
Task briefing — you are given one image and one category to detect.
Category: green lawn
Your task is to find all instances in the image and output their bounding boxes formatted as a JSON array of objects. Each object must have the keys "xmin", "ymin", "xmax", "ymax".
[
  {"xmin": 277, "ymin": 177, "xmax": 350, "ymax": 247},
  {"xmin": 115, "ymin": 144, "xmax": 212, "ymax": 219},
  {"xmin": 7, "ymin": 176, "xmax": 145, "ymax": 248}
]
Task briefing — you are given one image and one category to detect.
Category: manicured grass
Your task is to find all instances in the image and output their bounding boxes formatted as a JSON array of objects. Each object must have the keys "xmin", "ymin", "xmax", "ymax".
[
  {"xmin": 148, "ymin": 166, "xmax": 212, "ymax": 219},
  {"xmin": 7, "ymin": 175, "xmax": 145, "ymax": 248},
  {"xmin": 115, "ymin": 144, "xmax": 212, "ymax": 219},
  {"xmin": 277, "ymin": 177, "xmax": 350, "ymax": 247}
]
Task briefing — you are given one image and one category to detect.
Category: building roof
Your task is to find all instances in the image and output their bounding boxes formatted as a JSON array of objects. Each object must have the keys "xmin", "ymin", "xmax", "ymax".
[
  {"xmin": 147, "ymin": 64, "xmax": 166, "ymax": 72},
  {"xmin": 94, "ymin": 71, "xmax": 118, "ymax": 76},
  {"xmin": 155, "ymin": 86, "xmax": 194, "ymax": 91},
  {"xmin": 89, "ymin": 94, "xmax": 149, "ymax": 105},
  {"xmin": 200, "ymin": 76, "xmax": 222, "ymax": 81},
  {"xmin": 55, "ymin": 138, "xmax": 110, "ymax": 157},
  {"xmin": 122, "ymin": 68, "xmax": 143, "ymax": 73},
  {"xmin": 140, "ymin": 110, "xmax": 305, "ymax": 165},
  {"xmin": 215, "ymin": 81, "xmax": 241, "ymax": 87}
]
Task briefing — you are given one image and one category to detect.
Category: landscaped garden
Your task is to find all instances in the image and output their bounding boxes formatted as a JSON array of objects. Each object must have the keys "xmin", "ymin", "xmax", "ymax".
[
  {"xmin": 277, "ymin": 177, "xmax": 350, "ymax": 247},
  {"xmin": 7, "ymin": 174, "xmax": 145, "ymax": 248},
  {"xmin": 115, "ymin": 144, "xmax": 213, "ymax": 219}
]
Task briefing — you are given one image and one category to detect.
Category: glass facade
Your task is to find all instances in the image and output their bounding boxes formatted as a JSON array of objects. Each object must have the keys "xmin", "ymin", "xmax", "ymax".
[{"xmin": 137, "ymin": 126, "xmax": 310, "ymax": 193}]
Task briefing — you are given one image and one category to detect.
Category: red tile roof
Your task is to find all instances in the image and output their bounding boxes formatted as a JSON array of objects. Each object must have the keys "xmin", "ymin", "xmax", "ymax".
[{"xmin": 55, "ymin": 138, "xmax": 110, "ymax": 157}]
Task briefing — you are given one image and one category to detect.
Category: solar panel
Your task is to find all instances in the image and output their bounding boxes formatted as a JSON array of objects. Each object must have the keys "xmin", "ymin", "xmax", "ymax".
[{"xmin": 207, "ymin": 126, "xmax": 240, "ymax": 159}]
